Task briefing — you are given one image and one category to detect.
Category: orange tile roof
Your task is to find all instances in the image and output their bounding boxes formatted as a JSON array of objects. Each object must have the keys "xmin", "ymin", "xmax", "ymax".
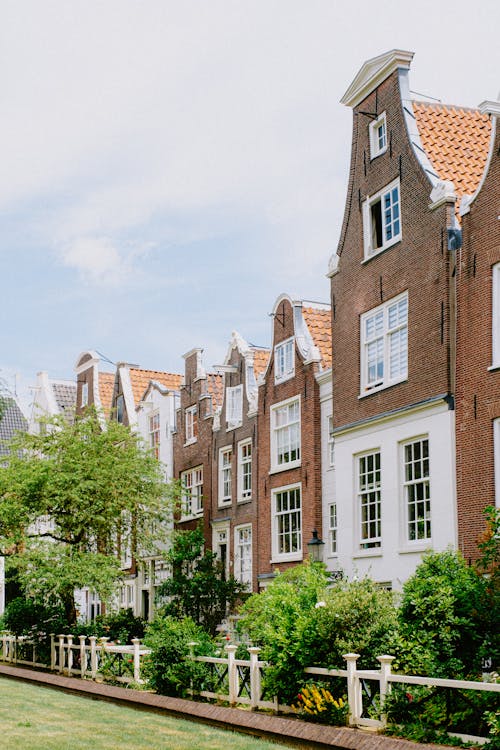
[
  {"xmin": 205, "ymin": 373, "xmax": 224, "ymax": 410},
  {"xmin": 251, "ymin": 347, "xmax": 270, "ymax": 379},
  {"xmin": 302, "ymin": 306, "xmax": 332, "ymax": 370},
  {"xmin": 413, "ymin": 102, "xmax": 491, "ymax": 211},
  {"xmin": 129, "ymin": 368, "xmax": 183, "ymax": 405},
  {"xmin": 98, "ymin": 372, "xmax": 115, "ymax": 418}
]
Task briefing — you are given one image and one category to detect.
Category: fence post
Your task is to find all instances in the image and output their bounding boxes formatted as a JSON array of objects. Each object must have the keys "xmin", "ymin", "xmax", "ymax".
[
  {"xmin": 58, "ymin": 635, "xmax": 65, "ymax": 674},
  {"xmin": 89, "ymin": 636, "xmax": 97, "ymax": 679},
  {"xmin": 79, "ymin": 636, "xmax": 87, "ymax": 678},
  {"xmin": 248, "ymin": 647, "xmax": 261, "ymax": 710},
  {"xmin": 131, "ymin": 638, "xmax": 141, "ymax": 683},
  {"xmin": 226, "ymin": 644, "xmax": 238, "ymax": 706},
  {"xmin": 377, "ymin": 654, "xmax": 395, "ymax": 727},
  {"xmin": 67, "ymin": 635, "xmax": 74, "ymax": 674},
  {"xmin": 187, "ymin": 641, "xmax": 198, "ymax": 695},
  {"xmin": 343, "ymin": 653, "xmax": 362, "ymax": 726}
]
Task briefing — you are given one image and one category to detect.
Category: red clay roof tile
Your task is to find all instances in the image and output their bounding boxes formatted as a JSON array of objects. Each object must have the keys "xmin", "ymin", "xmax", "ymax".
[{"xmin": 302, "ymin": 307, "xmax": 332, "ymax": 370}]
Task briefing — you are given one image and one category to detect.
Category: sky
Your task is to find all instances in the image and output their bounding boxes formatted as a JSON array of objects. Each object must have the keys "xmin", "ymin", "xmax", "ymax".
[{"xmin": 1, "ymin": 0, "xmax": 499, "ymax": 415}]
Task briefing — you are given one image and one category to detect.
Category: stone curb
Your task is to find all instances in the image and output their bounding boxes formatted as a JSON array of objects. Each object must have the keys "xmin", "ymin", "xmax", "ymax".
[{"xmin": 0, "ymin": 663, "xmax": 448, "ymax": 749}]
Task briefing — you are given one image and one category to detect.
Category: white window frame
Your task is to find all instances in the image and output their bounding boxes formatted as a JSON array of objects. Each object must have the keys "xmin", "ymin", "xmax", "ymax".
[
  {"xmin": 328, "ymin": 502, "xmax": 338, "ymax": 555},
  {"xmin": 226, "ymin": 384, "xmax": 243, "ymax": 429},
  {"xmin": 363, "ymin": 178, "xmax": 401, "ymax": 259},
  {"xmin": 272, "ymin": 483, "xmax": 302, "ymax": 563},
  {"xmin": 369, "ymin": 112, "xmax": 387, "ymax": 159},
  {"xmin": 492, "ymin": 264, "xmax": 500, "ymax": 369},
  {"xmin": 327, "ymin": 415, "xmax": 335, "ymax": 468},
  {"xmin": 181, "ymin": 466, "xmax": 203, "ymax": 519},
  {"xmin": 234, "ymin": 524, "xmax": 252, "ymax": 589},
  {"xmin": 81, "ymin": 382, "xmax": 88, "ymax": 407},
  {"xmin": 360, "ymin": 291, "xmax": 408, "ymax": 395},
  {"xmin": 357, "ymin": 450, "xmax": 382, "ymax": 549},
  {"xmin": 270, "ymin": 395, "xmax": 301, "ymax": 472},
  {"xmin": 494, "ymin": 419, "xmax": 500, "ymax": 509},
  {"xmin": 237, "ymin": 439, "xmax": 252, "ymax": 502},
  {"xmin": 218, "ymin": 446, "xmax": 232, "ymax": 506},
  {"xmin": 213, "ymin": 523, "xmax": 230, "ymax": 580},
  {"xmin": 402, "ymin": 436, "xmax": 431, "ymax": 543},
  {"xmin": 274, "ymin": 337, "xmax": 295, "ymax": 384},
  {"xmin": 149, "ymin": 411, "xmax": 160, "ymax": 460},
  {"xmin": 185, "ymin": 405, "xmax": 198, "ymax": 444}
]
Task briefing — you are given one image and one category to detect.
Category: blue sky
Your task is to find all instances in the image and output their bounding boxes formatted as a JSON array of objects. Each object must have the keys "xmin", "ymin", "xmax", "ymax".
[{"xmin": 1, "ymin": 0, "xmax": 499, "ymax": 414}]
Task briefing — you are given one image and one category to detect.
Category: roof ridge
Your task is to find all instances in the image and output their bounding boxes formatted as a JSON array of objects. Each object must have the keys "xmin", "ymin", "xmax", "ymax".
[{"xmin": 412, "ymin": 100, "xmax": 484, "ymax": 114}]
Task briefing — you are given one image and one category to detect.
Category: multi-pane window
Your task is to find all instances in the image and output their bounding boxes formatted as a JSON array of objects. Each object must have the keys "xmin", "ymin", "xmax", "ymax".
[
  {"xmin": 218, "ymin": 447, "xmax": 232, "ymax": 505},
  {"xmin": 492, "ymin": 264, "xmax": 500, "ymax": 368},
  {"xmin": 358, "ymin": 451, "xmax": 381, "ymax": 549},
  {"xmin": 403, "ymin": 438, "xmax": 431, "ymax": 541},
  {"xmin": 361, "ymin": 292, "xmax": 408, "ymax": 393},
  {"xmin": 271, "ymin": 397, "xmax": 301, "ymax": 471},
  {"xmin": 226, "ymin": 384, "xmax": 243, "ymax": 428},
  {"xmin": 238, "ymin": 440, "xmax": 252, "ymax": 501},
  {"xmin": 273, "ymin": 485, "xmax": 302, "ymax": 560},
  {"xmin": 234, "ymin": 525, "xmax": 252, "ymax": 588},
  {"xmin": 181, "ymin": 466, "xmax": 203, "ymax": 518},
  {"xmin": 185, "ymin": 405, "xmax": 198, "ymax": 443},
  {"xmin": 328, "ymin": 415, "xmax": 335, "ymax": 467},
  {"xmin": 329, "ymin": 503, "xmax": 338, "ymax": 554},
  {"xmin": 363, "ymin": 178, "xmax": 401, "ymax": 257},
  {"xmin": 369, "ymin": 112, "xmax": 387, "ymax": 158},
  {"xmin": 275, "ymin": 337, "xmax": 295, "ymax": 383},
  {"xmin": 149, "ymin": 412, "xmax": 160, "ymax": 460}
]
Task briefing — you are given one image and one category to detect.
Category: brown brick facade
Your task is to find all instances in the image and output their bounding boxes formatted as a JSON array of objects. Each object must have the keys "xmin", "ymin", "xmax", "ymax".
[{"xmin": 456, "ymin": 114, "xmax": 500, "ymax": 561}]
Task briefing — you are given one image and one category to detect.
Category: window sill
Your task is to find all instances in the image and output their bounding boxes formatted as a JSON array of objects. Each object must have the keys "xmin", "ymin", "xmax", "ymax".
[
  {"xmin": 179, "ymin": 512, "xmax": 203, "ymax": 523},
  {"xmin": 271, "ymin": 553, "xmax": 302, "ymax": 564},
  {"xmin": 358, "ymin": 376, "xmax": 407, "ymax": 399},
  {"xmin": 274, "ymin": 372, "xmax": 295, "ymax": 386},
  {"xmin": 488, "ymin": 364, "xmax": 500, "ymax": 372},
  {"xmin": 269, "ymin": 461, "xmax": 301, "ymax": 475},
  {"xmin": 237, "ymin": 497, "xmax": 252, "ymax": 504},
  {"xmin": 352, "ymin": 549, "xmax": 383, "ymax": 559},
  {"xmin": 361, "ymin": 237, "xmax": 401, "ymax": 264},
  {"xmin": 370, "ymin": 146, "xmax": 387, "ymax": 161},
  {"xmin": 218, "ymin": 500, "xmax": 232, "ymax": 508},
  {"xmin": 226, "ymin": 423, "xmax": 243, "ymax": 431},
  {"xmin": 184, "ymin": 438, "xmax": 198, "ymax": 447},
  {"xmin": 398, "ymin": 543, "xmax": 432, "ymax": 555}
]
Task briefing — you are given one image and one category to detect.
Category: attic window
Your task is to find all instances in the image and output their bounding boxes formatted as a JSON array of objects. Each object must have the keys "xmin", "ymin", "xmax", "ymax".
[
  {"xmin": 369, "ymin": 112, "xmax": 387, "ymax": 158},
  {"xmin": 363, "ymin": 178, "xmax": 401, "ymax": 259}
]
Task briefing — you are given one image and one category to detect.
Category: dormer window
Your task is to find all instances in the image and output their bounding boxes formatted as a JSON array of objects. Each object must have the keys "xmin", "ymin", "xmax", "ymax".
[
  {"xmin": 226, "ymin": 384, "xmax": 243, "ymax": 429},
  {"xmin": 275, "ymin": 337, "xmax": 294, "ymax": 384},
  {"xmin": 363, "ymin": 178, "xmax": 401, "ymax": 259},
  {"xmin": 369, "ymin": 112, "xmax": 387, "ymax": 158}
]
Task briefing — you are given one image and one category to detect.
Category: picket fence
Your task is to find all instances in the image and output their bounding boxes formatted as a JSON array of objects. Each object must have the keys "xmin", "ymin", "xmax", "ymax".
[{"xmin": 0, "ymin": 632, "xmax": 150, "ymax": 685}]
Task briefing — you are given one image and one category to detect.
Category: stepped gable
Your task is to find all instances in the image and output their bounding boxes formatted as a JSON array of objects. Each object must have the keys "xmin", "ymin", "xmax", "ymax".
[
  {"xmin": 128, "ymin": 369, "xmax": 183, "ymax": 406},
  {"xmin": 302, "ymin": 305, "xmax": 332, "ymax": 369},
  {"xmin": 98, "ymin": 372, "xmax": 115, "ymax": 418},
  {"xmin": 413, "ymin": 101, "xmax": 491, "ymax": 210}
]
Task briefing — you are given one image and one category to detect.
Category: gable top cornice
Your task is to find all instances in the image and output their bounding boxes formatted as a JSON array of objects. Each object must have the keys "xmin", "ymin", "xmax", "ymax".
[{"xmin": 341, "ymin": 49, "xmax": 414, "ymax": 108}]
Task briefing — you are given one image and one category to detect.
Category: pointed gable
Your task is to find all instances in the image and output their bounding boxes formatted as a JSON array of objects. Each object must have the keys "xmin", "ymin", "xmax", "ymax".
[{"xmin": 341, "ymin": 49, "xmax": 414, "ymax": 108}]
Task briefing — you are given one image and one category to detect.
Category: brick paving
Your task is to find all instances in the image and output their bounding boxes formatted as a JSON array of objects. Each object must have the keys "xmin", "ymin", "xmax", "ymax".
[{"xmin": 0, "ymin": 663, "xmax": 447, "ymax": 749}]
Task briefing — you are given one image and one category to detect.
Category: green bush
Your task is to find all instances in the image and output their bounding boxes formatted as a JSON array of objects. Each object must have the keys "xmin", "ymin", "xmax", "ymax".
[
  {"xmin": 72, "ymin": 608, "xmax": 146, "ymax": 643},
  {"xmin": 144, "ymin": 614, "xmax": 216, "ymax": 697},
  {"xmin": 3, "ymin": 596, "xmax": 67, "ymax": 638}
]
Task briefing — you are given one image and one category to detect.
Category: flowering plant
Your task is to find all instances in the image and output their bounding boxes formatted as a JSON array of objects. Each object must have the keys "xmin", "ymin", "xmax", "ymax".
[{"xmin": 293, "ymin": 683, "xmax": 348, "ymax": 725}]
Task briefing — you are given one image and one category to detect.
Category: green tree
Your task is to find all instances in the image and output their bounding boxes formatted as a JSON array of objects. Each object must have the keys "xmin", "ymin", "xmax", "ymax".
[
  {"xmin": 0, "ymin": 409, "xmax": 171, "ymax": 624},
  {"xmin": 157, "ymin": 525, "xmax": 246, "ymax": 636}
]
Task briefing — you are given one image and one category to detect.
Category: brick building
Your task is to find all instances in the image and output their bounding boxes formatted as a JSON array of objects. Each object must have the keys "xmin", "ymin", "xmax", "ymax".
[
  {"xmin": 256, "ymin": 293, "xmax": 331, "ymax": 588},
  {"xmin": 211, "ymin": 332, "xmax": 269, "ymax": 591},
  {"xmin": 456, "ymin": 99, "xmax": 500, "ymax": 561},
  {"xmin": 328, "ymin": 50, "xmax": 490, "ymax": 587}
]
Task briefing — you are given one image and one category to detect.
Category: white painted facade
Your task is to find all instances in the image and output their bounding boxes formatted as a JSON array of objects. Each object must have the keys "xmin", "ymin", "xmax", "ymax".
[
  {"xmin": 28, "ymin": 371, "xmax": 75, "ymax": 434},
  {"xmin": 333, "ymin": 399, "xmax": 456, "ymax": 589},
  {"xmin": 316, "ymin": 368, "xmax": 340, "ymax": 575}
]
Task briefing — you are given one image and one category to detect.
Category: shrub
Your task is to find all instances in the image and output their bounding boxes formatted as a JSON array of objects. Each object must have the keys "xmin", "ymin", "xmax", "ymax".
[
  {"xmin": 3, "ymin": 596, "xmax": 67, "ymax": 638},
  {"xmin": 144, "ymin": 614, "xmax": 216, "ymax": 697},
  {"xmin": 293, "ymin": 682, "xmax": 348, "ymax": 726},
  {"xmin": 72, "ymin": 609, "xmax": 146, "ymax": 643}
]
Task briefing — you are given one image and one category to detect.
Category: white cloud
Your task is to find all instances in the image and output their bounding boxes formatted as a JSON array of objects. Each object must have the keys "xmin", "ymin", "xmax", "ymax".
[{"xmin": 59, "ymin": 238, "xmax": 135, "ymax": 286}]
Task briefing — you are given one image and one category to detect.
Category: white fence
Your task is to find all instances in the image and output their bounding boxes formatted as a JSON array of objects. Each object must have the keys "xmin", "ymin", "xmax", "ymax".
[{"xmin": 0, "ymin": 632, "xmax": 150, "ymax": 685}]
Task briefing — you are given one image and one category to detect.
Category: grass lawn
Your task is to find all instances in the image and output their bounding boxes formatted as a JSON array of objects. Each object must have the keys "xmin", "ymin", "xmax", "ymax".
[{"xmin": 0, "ymin": 677, "xmax": 291, "ymax": 750}]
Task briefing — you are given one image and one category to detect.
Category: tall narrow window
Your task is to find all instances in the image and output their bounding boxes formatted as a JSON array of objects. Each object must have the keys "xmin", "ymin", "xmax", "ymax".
[
  {"xmin": 149, "ymin": 412, "xmax": 160, "ymax": 460},
  {"xmin": 363, "ymin": 178, "xmax": 401, "ymax": 258},
  {"xmin": 369, "ymin": 112, "xmax": 387, "ymax": 158},
  {"xmin": 274, "ymin": 337, "xmax": 295, "ymax": 383},
  {"xmin": 234, "ymin": 525, "xmax": 252, "ymax": 588},
  {"xmin": 329, "ymin": 502, "xmax": 338, "ymax": 554},
  {"xmin": 181, "ymin": 466, "xmax": 203, "ymax": 518},
  {"xmin": 218, "ymin": 447, "xmax": 232, "ymax": 505},
  {"xmin": 494, "ymin": 419, "xmax": 500, "ymax": 509},
  {"xmin": 358, "ymin": 451, "xmax": 381, "ymax": 549},
  {"xmin": 185, "ymin": 405, "xmax": 198, "ymax": 443},
  {"xmin": 271, "ymin": 397, "xmax": 301, "ymax": 471},
  {"xmin": 492, "ymin": 264, "xmax": 500, "ymax": 368},
  {"xmin": 361, "ymin": 292, "xmax": 408, "ymax": 394},
  {"xmin": 403, "ymin": 438, "xmax": 431, "ymax": 541},
  {"xmin": 81, "ymin": 382, "xmax": 88, "ymax": 407},
  {"xmin": 328, "ymin": 415, "xmax": 335, "ymax": 467},
  {"xmin": 272, "ymin": 484, "xmax": 302, "ymax": 561},
  {"xmin": 116, "ymin": 394, "xmax": 125, "ymax": 423},
  {"xmin": 226, "ymin": 384, "xmax": 243, "ymax": 429},
  {"xmin": 238, "ymin": 439, "xmax": 252, "ymax": 501}
]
